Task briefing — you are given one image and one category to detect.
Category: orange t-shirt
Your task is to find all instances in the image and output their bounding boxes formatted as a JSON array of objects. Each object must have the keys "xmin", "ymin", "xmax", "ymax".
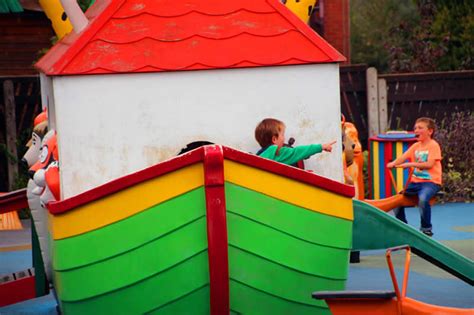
[{"xmin": 405, "ymin": 139, "xmax": 442, "ymax": 185}]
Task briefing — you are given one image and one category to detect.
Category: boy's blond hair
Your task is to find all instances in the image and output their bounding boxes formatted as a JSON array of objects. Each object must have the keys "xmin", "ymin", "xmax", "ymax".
[
  {"xmin": 255, "ymin": 118, "xmax": 285, "ymax": 147},
  {"xmin": 416, "ymin": 117, "xmax": 436, "ymax": 137}
]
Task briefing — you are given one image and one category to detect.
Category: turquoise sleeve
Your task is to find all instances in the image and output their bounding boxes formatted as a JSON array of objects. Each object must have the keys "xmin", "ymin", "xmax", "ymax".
[{"xmin": 275, "ymin": 144, "xmax": 323, "ymax": 165}]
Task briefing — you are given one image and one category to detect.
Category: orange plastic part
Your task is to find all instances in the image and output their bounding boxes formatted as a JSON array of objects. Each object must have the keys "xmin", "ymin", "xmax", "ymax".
[
  {"xmin": 33, "ymin": 110, "xmax": 47, "ymax": 127},
  {"xmin": 0, "ymin": 211, "xmax": 23, "ymax": 230},
  {"xmin": 325, "ymin": 298, "xmax": 399, "ymax": 315},
  {"xmin": 0, "ymin": 190, "xmax": 26, "ymax": 230},
  {"xmin": 363, "ymin": 167, "xmax": 435, "ymax": 212},
  {"xmin": 363, "ymin": 194, "xmax": 422, "ymax": 212},
  {"xmin": 323, "ymin": 246, "xmax": 474, "ymax": 315}
]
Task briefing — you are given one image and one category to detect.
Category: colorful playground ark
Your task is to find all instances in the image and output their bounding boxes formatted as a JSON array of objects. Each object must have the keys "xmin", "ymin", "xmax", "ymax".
[
  {"xmin": 35, "ymin": 0, "xmax": 346, "ymax": 199},
  {"xmin": 46, "ymin": 146, "xmax": 354, "ymax": 314},
  {"xmin": 1, "ymin": 0, "xmax": 473, "ymax": 313}
]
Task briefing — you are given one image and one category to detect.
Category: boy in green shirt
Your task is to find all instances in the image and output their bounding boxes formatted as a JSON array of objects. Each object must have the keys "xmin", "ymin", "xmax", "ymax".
[{"xmin": 255, "ymin": 118, "xmax": 336, "ymax": 166}]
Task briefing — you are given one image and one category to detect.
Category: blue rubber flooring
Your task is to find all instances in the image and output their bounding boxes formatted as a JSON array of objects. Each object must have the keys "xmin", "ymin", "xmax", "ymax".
[{"xmin": 1, "ymin": 203, "xmax": 473, "ymax": 313}]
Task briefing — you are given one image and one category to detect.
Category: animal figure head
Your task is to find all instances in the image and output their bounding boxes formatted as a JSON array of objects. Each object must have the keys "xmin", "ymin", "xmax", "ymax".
[
  {"xmin": 341, "ymin": 116, "xmax": 355, "ymax": 167},
  {"xmin": 22, "ymin": 113, "xmax": 48, "ymax": 168},
  {"xmin": 29, "ymin": 130, "xmax": 58, "ymax": 177},
  {"xmin": 343, "ymin": 122, "xmax": 362, "ymax": 158},
  {"xmin": 29, "ymin": 132, "xmax": 61, "ymax": 206}
]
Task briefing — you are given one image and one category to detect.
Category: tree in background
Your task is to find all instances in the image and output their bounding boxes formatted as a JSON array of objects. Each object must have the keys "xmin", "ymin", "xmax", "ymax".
[
  {"xmin": 78, "ymin": 0, "xmax": 95, "ymax": 12},
  {"xmin": 430, "ymin": 0, "xmax": 473, "ymax": 71},
  {"xmin": 436, "ymin": 112, "xmax": 473, "ymax": 202},
  {"xmin": 385, "ymin": 0, "xmax": 473, "ymax": 73},
  {"xmin": 351, "ymin": 0, "xmax": 474, "ymax": 73},
  {"xmin": 350, "ymin": 0, "xmax": 418, "ymax": 72},
  {"xmin": 385, "ymin": 0, "xmax": 445, "ymax": 72}
]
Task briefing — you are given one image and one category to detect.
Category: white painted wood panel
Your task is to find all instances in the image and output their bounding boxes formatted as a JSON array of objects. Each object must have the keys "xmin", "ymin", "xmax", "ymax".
[{"xmin": 52, "ymin": 64, "xmax": 344, "ymax": 197}]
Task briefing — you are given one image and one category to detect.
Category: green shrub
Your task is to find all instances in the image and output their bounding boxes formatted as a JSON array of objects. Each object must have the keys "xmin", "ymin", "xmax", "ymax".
[{"xmin": 435, "ymin": 112, "xmax": 473, "ymax": 202}]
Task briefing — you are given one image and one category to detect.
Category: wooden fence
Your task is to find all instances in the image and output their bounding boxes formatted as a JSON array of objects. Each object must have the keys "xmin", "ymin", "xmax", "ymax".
[
  {"xmin": 339, "ymin": 64, "xmax": 369, "ymax": 149},
  {"xmin": 341, "ymin": 66, "xmax": 474, "ymax": 149},
  {"xmin": 0, "ymin": 75, "xmax": 42, "ymax": 191},
  {"xmin": 0, "ymin": 11, "xmax": 54, "ymax": 75},
  {"xmin": 381, "ymin": 71, "xmax": 474, "ymax": 131}
]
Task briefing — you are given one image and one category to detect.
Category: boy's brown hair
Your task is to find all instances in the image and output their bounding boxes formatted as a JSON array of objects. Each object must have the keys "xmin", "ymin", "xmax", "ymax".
[
  {"xmin": 255, "ymin": 118, "xmax": 285, "ymax": 147},
  {"xmin": 416, "ymin": 117, "xmax": 436, "ymax": 137}
]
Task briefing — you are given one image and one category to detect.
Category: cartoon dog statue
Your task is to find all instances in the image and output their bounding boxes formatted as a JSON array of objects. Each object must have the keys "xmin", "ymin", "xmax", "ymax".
[
  {"xmin": 23, "ymin": 112, "xmax": 59, "ymax": 282},
  {"xmin": 341, "ymin": 115, "xmax": 365, "ymax": 199},
  {"xmin": 342, "ymin": 116, "xmax": 355, "ymax": 186},
  {"xmin": 344, "ymin": 122, "xmax": 364, "ymax": 200}
]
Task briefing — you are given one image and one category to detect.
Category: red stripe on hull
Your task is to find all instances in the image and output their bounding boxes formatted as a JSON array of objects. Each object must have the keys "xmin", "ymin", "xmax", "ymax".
[
  {"xmin": 384, "ymin": 143, "xmax": 393, "ymax": 196},
  {"xmin": 203, "ymin": 145, "xmax": 229, "ymax": 314}
]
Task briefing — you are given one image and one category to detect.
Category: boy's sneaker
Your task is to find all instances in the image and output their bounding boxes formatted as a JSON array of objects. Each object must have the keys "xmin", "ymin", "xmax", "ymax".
[{"xmin": 422, "ymin": 230, "xmax": 433, "ymax": 237}]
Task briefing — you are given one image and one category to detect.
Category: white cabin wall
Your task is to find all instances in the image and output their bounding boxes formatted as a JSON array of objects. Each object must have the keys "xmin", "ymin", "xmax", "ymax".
[{"xmin": 52, "ymin": 64, "xmax": 343, "ymax": 198}]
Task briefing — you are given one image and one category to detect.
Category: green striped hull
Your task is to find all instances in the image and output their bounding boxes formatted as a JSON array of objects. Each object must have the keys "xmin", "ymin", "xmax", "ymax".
[
  {"xmin": 52, "ymin": 184, "xmax": 352, "ymax": 314},
  {"xmin": 54, "ymin": 188, "xmax": 210, "ymax": 314},
  {"xmin": 226, "ymin": 183, "xmax": 352, "ymax": 314}
]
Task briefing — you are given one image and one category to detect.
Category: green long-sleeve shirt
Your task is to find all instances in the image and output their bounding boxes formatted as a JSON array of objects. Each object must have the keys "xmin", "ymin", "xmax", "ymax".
[{"xmin": 258, "ymin": 144, "xmax": 323, "ymax": 165}]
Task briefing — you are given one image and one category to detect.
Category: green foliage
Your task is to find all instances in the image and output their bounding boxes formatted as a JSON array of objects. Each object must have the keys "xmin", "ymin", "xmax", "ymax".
[
  {"xmin": 350, "ymin": 0, "xmax": 418, "ymax": 72},
  {"xmin": 77, "ymin": 0, "xmax": 94, "ymax": 12},
  {"xmin": 385, "ymin": 0, "xmax": 446, "ymax": 72},
  {"xmin": 362, "ymin": 150, "xmax": 370, "ymax": 199},
  {"xmin": 435, "ymin": 112, "xmax": 473, "ymax": 202},
  {"xmin": 351, "ymin": 0, "xmax": 474, "ymax": 73},
  {"xmin": 430, "ymin": 0, "xmax": 474, "ymax": 70}
]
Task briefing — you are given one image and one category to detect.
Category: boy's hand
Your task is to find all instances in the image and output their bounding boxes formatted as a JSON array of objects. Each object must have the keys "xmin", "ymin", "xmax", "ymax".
[
  {"xmin": 322, "ymin": 140, "xmax": 337, "ymax": 152},
  {"xmin": 397, "ymin": 162, "xmax": 412, "ymax": 169},
  {"xmin": 387, "ymin": 162, "xmax": 396, "ymax": 169}
]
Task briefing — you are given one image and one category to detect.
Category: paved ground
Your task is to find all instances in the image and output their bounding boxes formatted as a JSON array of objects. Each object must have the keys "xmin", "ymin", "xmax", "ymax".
[{"xmin": 1, "ymin": 203, "xmax": 473, "ymax": 313}]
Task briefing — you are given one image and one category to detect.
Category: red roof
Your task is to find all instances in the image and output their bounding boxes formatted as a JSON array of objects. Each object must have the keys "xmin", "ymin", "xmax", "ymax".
[{"xmin": 36, "ymin": 0, "xmax": 346, "ymax": 75}]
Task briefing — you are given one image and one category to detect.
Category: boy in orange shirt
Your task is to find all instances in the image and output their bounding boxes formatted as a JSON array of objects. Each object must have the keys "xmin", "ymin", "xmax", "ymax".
[{"xmin": 387, "ymin": 117, "xmax": 442, "ymax": 236}]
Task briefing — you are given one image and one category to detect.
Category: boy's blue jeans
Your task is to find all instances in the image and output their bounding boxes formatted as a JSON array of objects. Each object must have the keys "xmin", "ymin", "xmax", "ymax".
[{"xmin": 393, "ymin": 182, "xmax": 441, "ymax": 232}]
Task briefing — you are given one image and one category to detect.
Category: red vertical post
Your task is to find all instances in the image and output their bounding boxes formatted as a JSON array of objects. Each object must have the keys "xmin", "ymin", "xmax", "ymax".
[
  {"xmin": 203, "ymin": 145, "xmax": 229, "ymax": 314},
  {"xmin": 384, "ymin": 142, "xmax": 393, "ymax": 196}
]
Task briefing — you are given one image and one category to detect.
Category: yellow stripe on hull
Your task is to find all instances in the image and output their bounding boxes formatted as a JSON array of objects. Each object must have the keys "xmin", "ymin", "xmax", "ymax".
[
  {"xmin": 224, "ymin": 161, "xmax": 353, "ymax": 221},
  {"xmin": 49, "ymin": 164, "xmax": 204, "ymax": 240}
]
